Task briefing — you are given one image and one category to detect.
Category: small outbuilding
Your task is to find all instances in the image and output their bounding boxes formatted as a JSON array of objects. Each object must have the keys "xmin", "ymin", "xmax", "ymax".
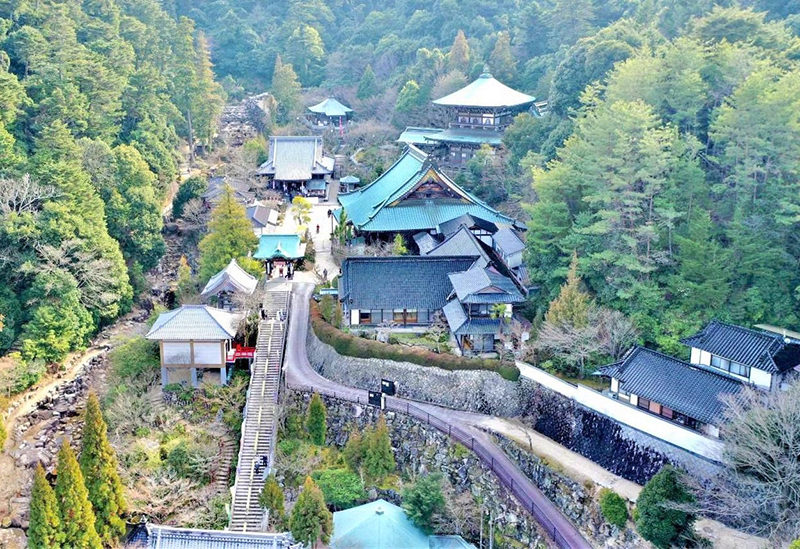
[
  {"xmin": 253, "ymin": 233, "xmax": 306, "ymax": 278},
  {"xmin": 200, "ymin": 258, "xmax": 258, "ymax": 310},
  {"xmin": 146, "ymin": 305, "xmax": 243, "ymax": 387},
  {"xmin": 307, "ymin": 97, "xmax": 353, "ymax": 127}
]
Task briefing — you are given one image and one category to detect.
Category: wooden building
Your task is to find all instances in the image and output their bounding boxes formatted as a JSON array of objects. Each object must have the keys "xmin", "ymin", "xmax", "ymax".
[
  {"xmin": 200, "ymin": 258, "xmax": 258, "ymax": 310},
  {"xmin": 146, "ymin": 305, "xmax": 244, "ymax": 387},
  {"xmin": 256, "ymin": 136, "xmax": 334, "ymax": 194},
  {"xmin": 307, "ymin": 97, "xmax": 353, "ymax": 128},
  {"xmin": 253, "ymin": 233, "xmax": 306, "ymax": 278}
]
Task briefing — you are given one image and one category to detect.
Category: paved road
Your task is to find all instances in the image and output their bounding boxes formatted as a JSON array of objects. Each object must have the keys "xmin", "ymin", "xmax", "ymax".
[{"xmin": 283, "ymin": 282, "xmax": 592, "ymax": 549}]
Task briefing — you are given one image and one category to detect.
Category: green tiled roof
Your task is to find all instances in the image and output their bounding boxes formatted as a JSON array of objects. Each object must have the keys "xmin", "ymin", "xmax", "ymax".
[
  {"xmin": 425, "ymin": 128, "xmax": 503, "ymax": 146},
  {"xmin": 331, "ymin": 499, "xmax": 430, "ymax": 549},
  {"xmin": 337, "ymin": 145, "xmax": 518, "ymax": 233},
  {"xmin": 432, "ymin": 72, "xmax": 535, "ymax": 108},
  {"xmin": 398, "ymin": 126, "xmax": 443, "ymax": 145},
  {"xmin": 253, "ymin": 233, "xmax": 305, "ymax": 260}
]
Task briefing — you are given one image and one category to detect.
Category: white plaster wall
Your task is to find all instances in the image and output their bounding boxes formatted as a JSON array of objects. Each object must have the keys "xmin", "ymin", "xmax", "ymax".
[
  {"xmin": 698, "ymin": 350, "xmax": 712, "ymax": 366},
  {"xmin": 163, "ymin": 341, "xmax": 191, "ymax": 364},
  {"xmin": 750, "ymin": 367, "xmax": 772, "ymax": 389},
  {"xmin": 517, "ymin": 362, "xmax": 725, "ymax": 462},
  {"xmin": 690, "ymin": 347, "xmax": 701, "ymax": 364},
  {"xmin": 194, "ymin": 342, "xmax": 222, "ymax": 365},
  {"xmin": 350, "ymin": 309, "xmax": 359, "ymax": 326}
]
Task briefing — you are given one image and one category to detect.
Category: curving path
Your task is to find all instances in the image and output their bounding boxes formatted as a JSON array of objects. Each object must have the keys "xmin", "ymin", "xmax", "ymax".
[{"xmin": 283, "ymin": 282, "xmax": 591, "ymax": 549}]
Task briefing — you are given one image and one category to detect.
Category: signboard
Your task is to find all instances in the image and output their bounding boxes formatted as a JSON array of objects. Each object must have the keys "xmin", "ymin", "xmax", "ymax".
[
  {"xmin": 380, "ymin": 379, "xmax": 397, "ymax": 396},
  {"xmin": 368, "ymin": 391, "xmax": 384, "ymax": 409},
  {"xmin": 319, "ymin": 287, "xmax": 338, "ymax": 296}
]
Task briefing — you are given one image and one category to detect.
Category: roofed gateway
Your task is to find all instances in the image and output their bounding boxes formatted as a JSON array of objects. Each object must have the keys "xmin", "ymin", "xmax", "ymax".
[{"xmin": 336, "ymin": 145, "xmax": 520, "ymax": 235}]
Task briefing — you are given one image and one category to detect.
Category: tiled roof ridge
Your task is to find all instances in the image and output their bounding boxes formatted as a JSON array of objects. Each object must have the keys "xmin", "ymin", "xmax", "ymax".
[{"xmin": 622, "ymin": 345, "xmax": 747, "ymax": 384}]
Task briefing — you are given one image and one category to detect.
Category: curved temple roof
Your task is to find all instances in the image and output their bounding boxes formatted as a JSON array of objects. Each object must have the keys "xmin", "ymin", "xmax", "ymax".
[
  {"xmin": 308, "ymin": 97, "xmax": 353, "ymax": 117},
  {"xmin": 432, "ymin": 72, "xmax": 535, "ymax": 109}
]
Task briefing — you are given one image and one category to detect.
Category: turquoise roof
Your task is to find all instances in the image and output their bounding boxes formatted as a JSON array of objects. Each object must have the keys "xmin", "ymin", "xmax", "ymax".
[
  {"xmin": 432, "ymin": 71, "xmax": 535, "ymax": 109},
  {"xmin": 337, "ymin": 145, "xmax": 518, "ymax": 233},
  {"xmin": 425, "ymin": 128, "xmax": 503, "ymax": 146},
  {"xmin": 398, "ymin": 126, "xmax": 444, "ymax": 145},
  {"xmin": 253, "ymin": 234, "xmax": 305, "ymax": 260},
  {"xmin": 331, "ymin": 499, "xmax": 430, "ymax": 549}
]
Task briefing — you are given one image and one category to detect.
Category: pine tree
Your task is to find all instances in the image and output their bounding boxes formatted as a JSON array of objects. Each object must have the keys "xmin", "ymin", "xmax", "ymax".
[
  {"xmin": 488, "ymin": 32, "xmax": 516, "ymax": 83},
  {"xmin": 54, "ymin": 441, "xmax": 102, "ymax": 549},
  {"xmin": 79, "ymin": 393, "xmax": 127, "ymax": 545},
  {"xmin": 356, "ymin": 64, "xmax": 378, "ymax": 99},
  {"xmin": 448, "ymin": 30, "xmax": 470, "ymax": 73},
  {"xmin": 363, "ymin": 416, "xmax": 395, "ymax": 479},
  {"xmin": 635, "ymin": 465, "xmax": 695, "ymax": 548},
  {"xmin": 289, "ymin": 476, "xmax": 333, "ymax": 546},
  {"xmin": 402, "ymin": 473, "xmax": 445, "ymax": 534},
  {"xmin": 28, "ymin": 464, "xmax": 63, "ymax": 549},
  {"xmin": 306, "ymin": 392, "xmax": 327, "ymax": 446},
  {"xmin": 342, "ymin": 429, "xmax": 364, "ymax": 472},
  {"xmin": 198, "ymin": 185, "xmax": 258, "ymax": 283},
  {"xmin": 545, "ymin": 252, "xmax": 591, "ymax": 328},
  {"xmin": 259, "ymin": 475, "xmax": 285, "ymax": 530}
]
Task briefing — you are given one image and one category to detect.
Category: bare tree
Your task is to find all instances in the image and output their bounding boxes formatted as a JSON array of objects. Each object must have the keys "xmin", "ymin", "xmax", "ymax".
[
  {"xmin": 689, "ymin": 382, "xmax": 800, "ymax": 543},
  {"xmin": 0, "ymin": 174, "xmax": 59, "ymax": 215},
  {"xmin": 533, "ymin": 318, "xmax": 602, "ymax": 378},
  {"xmin": 426, "ymin": 311, "xmax": 448, "ymax": 353},
  {"xmin": 179, "ymin": 198, "xmax": 211, "ymax": 234},
  {"xmin": 376, "ymin": 319, "xmax": 399, "ymax": 343},
  {"xmin": 595, "ymin": 308, "xmax": 639, "ymax": 360}
]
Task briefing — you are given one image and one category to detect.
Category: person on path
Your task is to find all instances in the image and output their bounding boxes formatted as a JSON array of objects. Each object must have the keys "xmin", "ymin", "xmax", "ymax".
[{"xmin": 323, "ymin": 268, "xmax": 328, "ymax": 281}]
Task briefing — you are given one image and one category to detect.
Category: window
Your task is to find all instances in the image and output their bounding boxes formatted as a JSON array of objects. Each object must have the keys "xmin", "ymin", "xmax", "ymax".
[
  {"xmin": 637, "ymin": 397, "xmax": 650, "ymax": 411},
  {"xmin": 711, "ymin": 355, "xmax": 751, "ymax": 378},
  {"xmin": 729, "ymin": 361, "xmax": 750, "ymax": 377},
  {"xmin": 359, "ymin": 311, "xmax": 372, "ymax": 324},
  {"xmin": 649, "ymin": 401, "xmax": 662, "ymax": 414},
  {"xmin": 393, "ymin": 309, "xmax": 405, "ymax": 322},
  {"xmin": 661, "ymin": 407, "xmax": 674, "ymax": 420},
  {"xmin": 711, "ymin": 355, "xmax": 730, "ymax": 370},
  {"xmin": 417, "ymin": 309, "xmax": 430, "ymax": 324},
  {"xmin": 405, "ymin": 309, "xmax": 418, "ymax": 323}
]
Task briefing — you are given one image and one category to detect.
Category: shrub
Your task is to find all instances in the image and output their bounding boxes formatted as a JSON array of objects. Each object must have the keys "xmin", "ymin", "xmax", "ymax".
[
  {"xmin": 598, "ymin": 488, "xmax": 627, "ymax": 529},
  {"xmin": 312, "ymin": 468, "xmax": 366, "ymax": 509},
  {"xmin": 2, "ymin": 359, "xmax": 47, "ymax": 395},
  {"xmin": 306, "ymin": 393, "xmax": 327, "ymax": 445},
  {"xmin": 310, "ymin": 300, "xmax": 520, "ymax": 381},
  {"xmin": 635, "ymin": 466, "xmax": 695, "ymax": 548},
  {"xmin": 109, "ymin": 337, "xmax": 159, "ymax": 383},
  {"xmin": 172, "ymin": 176, "xmax": 208, "ymax": 218},
  {"xmin": 402, "ymin": 473, "xmax": 445, "ymax": 534},
  {"xmin": 0, "ymin": 418, "xmax": 6, "ymax": 449}
]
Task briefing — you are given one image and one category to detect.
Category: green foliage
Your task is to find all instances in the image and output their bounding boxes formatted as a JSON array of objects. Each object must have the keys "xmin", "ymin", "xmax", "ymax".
[
  {"xmin": 54, "ymin": 441, "xmax": 102, "ymax": 549},
  {"xmin": 28, "ymin": 465, "xmax": 63, "ymax": 549},
  {"xmin": 598, "ymin": 488, "xmax": 628, "ymax": 529},
  {"xmin": 259, "ymin": 475, "xmax": 286, "ymax": 529},
  {"xmin": 175, "ymin": 255, "xmax": 195, "ymax": 303},
  {"xmin": 342, "ymin": 429, "xmax": 364, "ymax": 472},
  {"xmin": 395, "ymin": 80, "xmax": 424, "ymax": 113},
  {"xmin": 310, "ymin": 300, "xmax": 520, "ymax": 380},
  {"xmin": 108, "ymin": 337, "xmax": 160, "ymax": 383},
  {"xmin": 290, "ymin": 476, "xmax": 333, "ymax": 546},
  {"xmin": 362, "ymin": 416, "xmax": 395, "ymax": 480},
  {"xmin": 306, "ymin": 392, "xmax": 327, "ymax": 446},
  {"xmin": 635, "ymin": 466, "xmax": 695, "ymax": 548},
  {"xmin": 286, "ymin": 25, "xmax": 326, "ymax": 86},
  {"xmin": 789, "ymin": 540, "xmax": 800, "ymax": 549},
  {"xmin": 0, "ymin": 418, "xmax": 5, "ymax": 450},
  {"xmin": 79, "ymin": 393, "xmax": 126, "ymax": 545},
  {"xmin": 292, "ymin": 196, "xmax": 312, "ymax": 226},
  {"xmin": 402, "ymin": 473, "xmax": 445, "ymax": 534},
  {"xmin": 448, "ymin": 30, "xmax": 470, "ymax": 73},
  {"xmin": 391, "ymin": 233, "xmax": 408, "ymax": 255},
  {"xmin": 198, "ymin": 185, "xmax": 259, "ymax": 283},
  {"xmin": 1, "ymin": 359, "xmax": 47, "ymax": 395},
  {"xmin": 489, "ymin": 32, "xmax": 516, "ymax": 83},
  {"xmin": 173, "ymin": 176, "xmax": 208, "ymax": 218},
  {"xmin": 271, "ymin": 55, "xmax": 301, "ymax": 123},
  {"xmin": 312, "ymin": 468, "xmax": 366, "ymax": 509},
  {"xmin": 546, "ymin": 252, "xmax": 591, "ymax": 328},
  {"xmin": 356, "ymin": 64, "xmax": 378, "ymax": 99}
]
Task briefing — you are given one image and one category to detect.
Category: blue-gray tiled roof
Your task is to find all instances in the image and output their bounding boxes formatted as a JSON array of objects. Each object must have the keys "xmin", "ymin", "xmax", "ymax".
[
  {"xmin": 339, "ymin": 256, "xmax": 477, "ymax": 310},
  {"xmin": 448, "ymin": 266, "xmax": 524, "ymax": 304},
  {"xmin": 681, "ymin": 320, "xmax": 800, "ymax": 374},
  {"xmin": 598, "ymin": 347, "xmax": 744, "ymax": 424}
]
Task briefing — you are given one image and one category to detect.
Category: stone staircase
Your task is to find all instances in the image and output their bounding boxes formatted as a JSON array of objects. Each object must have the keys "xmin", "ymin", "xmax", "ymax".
[
  {"xmin": 213, "ymin": 435, "xmax": 236, "ymax": 494},
  {"xmin": 229, "ymin": 285, "xmax": 290, "ymax": 532}
]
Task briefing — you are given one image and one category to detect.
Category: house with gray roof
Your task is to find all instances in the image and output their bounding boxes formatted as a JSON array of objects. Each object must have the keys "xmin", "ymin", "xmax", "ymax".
[
  {"xmin": 598, "ymin": 320, "xmax": 800, "ymax": 438},
  {"xmin": 146, "ymin": 305, "xmax": 243, "ymax": 387},
  {"xmin": 256, "ymin": 136, "xmax": 334, "ymax": 194},
  {"xmin": 246, "ymin": 200, "xmax": 278, "ymax": 234},
  {"xmin": 681, "ymin": 320, "xmax": 800, "ymax": 391}
]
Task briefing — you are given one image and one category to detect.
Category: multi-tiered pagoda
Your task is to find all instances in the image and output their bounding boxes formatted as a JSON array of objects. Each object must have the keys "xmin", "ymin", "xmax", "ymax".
[{"xmin": 398, "ymin": 71, "xmax": 535, "ymax": 166}]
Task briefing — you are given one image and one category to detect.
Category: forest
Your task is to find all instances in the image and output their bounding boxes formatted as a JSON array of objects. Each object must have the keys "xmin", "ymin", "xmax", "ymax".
[
  {"xmin": 169, "ymin": 0, "xmax": 800, "ymax": 352},
  {"xmin": 0, "ymin": 0, "xmax": 223, "ymax": 365}
]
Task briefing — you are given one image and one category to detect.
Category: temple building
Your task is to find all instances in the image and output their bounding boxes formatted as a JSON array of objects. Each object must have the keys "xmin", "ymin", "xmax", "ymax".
[
  {"xmin": 253, "ymin": 233, "xmax": 306, "ymax": 278},
  {"xmin": 200, "ymin": 258, "xmax": 258, "ymax": 310},
  {"xmin": 400, "ymin": 71, "xmax": 535, "ymax": 166},
  {"xmin": 256, "ymin": 136, "xmax": 334, "ymax": 194},
  {"xmin": 146, "ymin": 305, "xmax": 243, "ymax": 387},
  {"xmin": 335, "ymin": 145, "xmax": 522, "ymax": 239},
  {"xmin": 307, "ymin": 97, "xmax": 353, "ymax": 128}
]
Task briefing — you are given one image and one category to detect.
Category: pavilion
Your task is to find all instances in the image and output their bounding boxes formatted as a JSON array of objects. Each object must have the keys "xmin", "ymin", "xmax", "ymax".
[
  {"xmin": 200, "ymin": 258, "xmax": 258, "ymax": 310},
  {"xmin": 307, "ymin": 97, "xmax": 353, "ymax": 127},
  {"xmin": 253, "ymin": 233, "xmax": 306, "ymax": 278}
]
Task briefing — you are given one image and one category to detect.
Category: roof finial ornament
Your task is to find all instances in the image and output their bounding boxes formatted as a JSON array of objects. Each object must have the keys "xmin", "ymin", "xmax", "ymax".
[{"xmin": 481, "ymin": 64, "xmax": 492, "ymax": 78}]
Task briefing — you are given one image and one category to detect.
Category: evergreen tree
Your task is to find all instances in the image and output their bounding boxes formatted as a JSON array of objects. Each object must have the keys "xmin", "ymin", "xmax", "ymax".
[
  {"xmin": 395, "ymin": 80, "xmax": 423, "ymax": 112},
  {"xmin": 198, "ymin": 185, "xmax": 258, "ymax": 283},
  {"xmin": 259, "ymin": 475, "xmax": 285, "ymax": 530},
  {"xmin": 306, "ymin": 392, "xmax": 327, "ymax": 446},
  {"xmin": 635, "ymin": 465, "xmax": 695, "ymax": 548},
  {"xmin": 54, "ymin": 441, "xmax": 102, "ymax": 549},
  {"xmin": 271, "ymin": 55, "xmax": 301, "ymax": 123},
  {"xmin": 356, "ymin": 64, "xmax": 378, "ymax": 99},
  {"xmin": 363, "ymin": 416, "xmax": 395, "ymax": 479},
  {"xmin": 342, "ymin": 429, "xmax": 365, "ymax": 472},
  {"xmin": 545, "ymin": 252, "xmax": 591, "ymax": 328},
  {"xmin": 391, "ymin": 234, "xmax": 408, "ymax": 255},
  {"xmin": 28, "ymin": 464, "xmax": 63, "ymax": 549},
  {"xmin": 175, "ymin": 255, "xmax": 194, "ymax": 303},
  {"xmin": 448, "ymin": 30, "xmax": 471, "ymax": 73},
  {"xmin": 489, "ymin": 32, "xmax": 516, "ymax": 83},
  {"xmin": 289, "ymin": 476, "xmax": 333, "ymax": 546},
  {"xmin": 402, "ymin": 473, "xmax": 445, "ymax": 534},
  {"xmin": 79, "ymin": 393, "xmax": 127, "ymax": 545},
  {"xmin": 287, "ymin": 25, "xmax": 326, "ymax": 86}
]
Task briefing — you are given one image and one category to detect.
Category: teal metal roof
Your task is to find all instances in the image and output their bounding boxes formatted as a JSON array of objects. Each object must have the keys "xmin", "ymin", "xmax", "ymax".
[
  {"xmin": 398, "ymin": 126, "xmax": 443, "ymax": 145},
  {"xmin": 424, "ymin": 128, "xmax": 503, "ymax": 146},
  {"xmin": 337, "ymin": 145, "xmax": 517, "ymax": 233},
  {"xmin": 253, "ymin": 233, "xmax": 305, "ymax": 260},
  {"xmin": 340, "ymin": 175, "xmax": 360, "ymax": 184},
  {"xmin": 307, "ymin": 179, "xmax": 327, "ymax": 191},
  {"xmin": 308, "ymin": 97, "xmax": 353, "ymax": 117},
  {"xmin": 432, "ymin": 72, "xmax": 535, "ymax": 109},
  {"xmin": 331, "ymin": 499, "xmax": 430, "ymax": 549}
]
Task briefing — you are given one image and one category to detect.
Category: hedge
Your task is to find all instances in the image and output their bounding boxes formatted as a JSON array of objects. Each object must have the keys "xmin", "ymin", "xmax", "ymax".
[{"xmin": 309, "ymin": 300, "xmax": 520, "ymax": 381}]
